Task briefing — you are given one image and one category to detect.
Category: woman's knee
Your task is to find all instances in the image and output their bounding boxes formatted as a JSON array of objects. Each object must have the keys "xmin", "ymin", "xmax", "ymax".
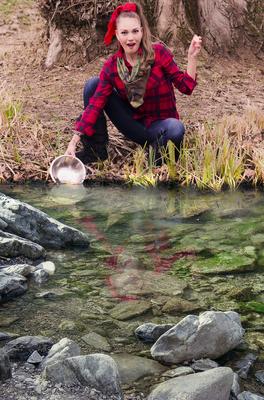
[
  {"xmin": 164, "ymin": 118, "xmax": 185, "ymax": 142},
  {"xmin": 83, "ymin": 77, "xmax": 99, "ymax": 107}
]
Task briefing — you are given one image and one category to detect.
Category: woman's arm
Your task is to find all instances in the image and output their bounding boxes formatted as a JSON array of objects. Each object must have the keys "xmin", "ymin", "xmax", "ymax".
[
  {"xmin": 187, "ymin": 35, "xmax": 202, "ymax": 80},
  {"xmin": 65, "ymin": 132, "xmax": 81, "ymax": 156}
]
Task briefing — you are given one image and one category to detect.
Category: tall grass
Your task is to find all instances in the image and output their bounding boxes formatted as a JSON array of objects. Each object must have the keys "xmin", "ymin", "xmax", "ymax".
[
  {"xmin": 0, "ymin": 86, "xmax": 64, "ymax": 182},
  {"xmin": 1, "ymin": 85, "xmax": 264, "ymax": 188}
]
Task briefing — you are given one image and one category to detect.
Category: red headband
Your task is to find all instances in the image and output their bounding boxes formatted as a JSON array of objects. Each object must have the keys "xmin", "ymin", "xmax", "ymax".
[{"xmin": 104, "ymin": 2, "xmax": 137, "ymax": 46}]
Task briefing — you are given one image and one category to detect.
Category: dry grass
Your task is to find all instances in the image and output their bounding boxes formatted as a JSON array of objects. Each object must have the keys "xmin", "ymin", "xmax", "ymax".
[{"xmin": 1, "ymin": 84, "xmax": 264, "ymax": 188}]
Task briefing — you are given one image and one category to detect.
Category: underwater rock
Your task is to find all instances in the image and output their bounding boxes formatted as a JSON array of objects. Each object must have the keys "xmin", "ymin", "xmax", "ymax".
[
  {"xmin": 162, "ymin": 298, "xmax": 200, "ymax": 314},
  {"xmin": 110, "ymin": 301, "xmax": 152, "ymax": 321},
  {"xmin": 111, "ymin": 353, "xmax": 167, "ymax": 385},
  {"xmin": 0, "ymin": 192, "xmax": 90, "ymax": 249},
  {"xmin": 151, "ymin": 311, "xmax": 244, "ymax": 364},
  {"xmin": 148, "ymin": 367, "xmax": 234, "ymax": 400},
  {"xmin": 82, "ymin": 332, "xmax": 111, "ymax": 352},
  {"xmin": 0, "ymin": 272, "xmax": 27, "ymax": 304},
  {"xmin": 191, "ymin": 252, "xmax": 256, "ymax": 275},
  {"xmin": 0, "ymin": 230, "xmax": 45, "ymax": 259}
]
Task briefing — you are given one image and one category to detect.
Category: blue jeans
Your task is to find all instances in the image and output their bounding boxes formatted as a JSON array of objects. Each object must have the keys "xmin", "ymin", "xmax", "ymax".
[{"xmin": 77, "ymin": 77, "xmax": 185, "ymax": 163}]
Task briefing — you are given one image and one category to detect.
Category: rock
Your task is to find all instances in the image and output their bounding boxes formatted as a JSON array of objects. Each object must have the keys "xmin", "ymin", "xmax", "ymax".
[
  {"xmin": 151, "ymin": 311, "xmax": 244, "ymax": 364},
  {"xmin": 111, "ymin": 353, "xmax": 167, "ymax": 385},
  {"xmin": 110, "ymin": 270, "xmax": 187, "ymax": 298},
  {"xmin": 27, "ymin": 350, "xmax": 43, "ymax": 364},
  {"xmin": 31, "ymin": 269, "xmax": 50, "ymax": 284},
  {"xmin": 162, "ymin": 366, "xmax": 194, "ymax": 378},
  {"xmin": 191, "ymin": 252, "xmax": 255, "ymax": 275},
  {"xmin": 0, "ymin": 331, "xmax": 19, "ymax": 341},
  {"xmin": 3, "ymin": 264, "xmax": 32, "ymax": 277},
  {"xmin": 110, "ymin": 301, "xmax": 152, "ymax": 321},
  {"xmin": 235, "ymin": 353, "xmax": 258, "ymax": 379},
  {"xmin": 162, "ymin": 298, "xmax": 200, "ymax": 314},
  {"xmin": 36, "ymin": 261, "xmax": 55, "ymax": 275},
  {"xmin": 0, "ymin": 316, "xmax": 19, "ymax": 328},
  {"xmin": 135, "ymin": 323, "xmax": 174, "ymax": 343},
  {"xmin": 148, "ymin": 367, "xmax": 234, "ymax": 400},
  {"xmin": 0, "ymin": 192, "xmax": 90, "ymax": 249},
  {"xmin": 82, "ymin": 332, "xmax": 111, "ymax": 352},
  {"xmin": 58, "ymin": 320, "xmax": 77, "ymax": 332},
  {"xmin": 231, "ymin": 373, "xmax": 241, "ymax": 397},
  {"xmin": 42, "ymin": 338, "xmax": 80, "ymax": 369},
  {"xmin": 255, "ymin": 370, "xmax": 264, "ymax": 385},
  {"xmin": 0, "ymin": 272, "xmax": 27, "ymax": 304},
  {"xmin": 0, "ymin": 218, "xmax": 8, "ymax": 230},
  {"xmin": 0, "ymin": 350, "xmax": 12, "ymax": 381},
  {"xmin": 190, "ymin": 358, "xmax": 219, "ymax": 372},
  {"xmin": 0, "ymin": 230, "xmax": 45, "ymax": 259},
  {"xmin": 237, "ymin": 392, "xmax": 264, "ymax": 400},
  {"xmin": 2, "ymin": 335, "xmax": 53, "ymax": 361},
  {"xmin": 43, "ymin": 354, "xmax": 123, "ymax": 398}
]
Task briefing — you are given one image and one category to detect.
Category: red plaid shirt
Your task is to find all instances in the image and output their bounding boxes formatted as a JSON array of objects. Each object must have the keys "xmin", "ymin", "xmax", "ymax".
[{"xmin": 75, "ymin": 43, "xmax": 197, "ymax": 136}]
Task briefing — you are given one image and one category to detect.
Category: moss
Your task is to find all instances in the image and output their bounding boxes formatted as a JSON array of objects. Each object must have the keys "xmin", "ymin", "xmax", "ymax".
[
  {"xmin": 191, "ymin": 252, "xmax": 255, "ymax": 275},
  {"xmin": 243, "ymin": 301, "xmax": 264, "ymax": 314}
]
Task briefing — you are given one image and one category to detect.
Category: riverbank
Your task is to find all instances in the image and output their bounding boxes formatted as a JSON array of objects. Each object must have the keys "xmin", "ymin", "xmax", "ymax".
[{"xmin": 0, "ymin": 0, "xmax": 264, "ymax": 190}]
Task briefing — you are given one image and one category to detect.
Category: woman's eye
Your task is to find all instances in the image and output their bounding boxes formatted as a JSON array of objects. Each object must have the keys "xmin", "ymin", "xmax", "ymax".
[
  {"xmin": 121, "ymin": 31, "xmax": 128, "ymax": 35},
  {"xmin": 133, "ymin": 30, "xmax": 139, "ymax": 34}
]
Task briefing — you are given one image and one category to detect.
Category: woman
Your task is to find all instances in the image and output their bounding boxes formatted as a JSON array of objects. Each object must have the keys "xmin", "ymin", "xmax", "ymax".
[{"xmin": 65, "ymin": 2, "xmax": 202, "ymax": 165}]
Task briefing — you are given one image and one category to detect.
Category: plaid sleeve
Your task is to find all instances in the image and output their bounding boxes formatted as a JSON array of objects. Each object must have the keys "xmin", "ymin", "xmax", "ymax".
[
  {"xmin": 75, "ymin": 61, "xmax": 113, "ymax": 136},
  {"xmin": 158, "ymin": 44, "xmax": 197, "ymax": 95}
]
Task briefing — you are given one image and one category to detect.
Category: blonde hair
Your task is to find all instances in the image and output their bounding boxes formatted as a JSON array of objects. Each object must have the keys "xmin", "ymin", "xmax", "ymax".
[{"xmin": 116, "ymin": 2, "xmax": 154, "ymax": 69}]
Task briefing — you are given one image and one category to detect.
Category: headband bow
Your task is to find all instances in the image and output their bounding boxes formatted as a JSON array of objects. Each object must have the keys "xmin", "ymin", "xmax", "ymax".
[{"xmin": 104, "ymin": 2, "xmax": 137, "ymax": 46}]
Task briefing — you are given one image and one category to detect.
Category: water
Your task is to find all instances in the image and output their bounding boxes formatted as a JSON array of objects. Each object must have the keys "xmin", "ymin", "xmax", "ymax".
[{"xmin": 1, "ymin": 184, "xmax": 264, "ymax": 361}]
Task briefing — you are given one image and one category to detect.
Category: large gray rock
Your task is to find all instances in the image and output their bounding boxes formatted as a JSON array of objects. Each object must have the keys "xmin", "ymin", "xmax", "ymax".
[
  {"xmin": 0, "ymin": 230, "xmax": 45, "ymax": 259},
  {"xmin": 2, "ymin": 335, "xmax": 54, "ymax": 361},
  {"xmin": 151, "ymin": 311, "xmax": 244, "ymax": 364},
  {"xmin": 0, "ymin": 192, "xmax": 90, "ymax": 249},
  {"xmin": 238, "ymin": 392, "xmax": 264, "ymax": 400},
  {"xmin": 42, "ymin": 337, "xmax": 80, "ymax": 369},
  {"xmin": 43, "ymin": 354, "xmax": 123, "ymax": 399},
  {"xmin": 0, "ymin": 272, "xmax": 27, "ymax": 303},
  {"xmin": 111, "ymin": 353, "xmax": 167, "ymax": 385},
  {"xmin": 148, "ymin": 367, "xmax": 234, "ymax": 400},
  {"xmin": 0, "ymin": 350, "xmax": 12, "ymax": 381}
]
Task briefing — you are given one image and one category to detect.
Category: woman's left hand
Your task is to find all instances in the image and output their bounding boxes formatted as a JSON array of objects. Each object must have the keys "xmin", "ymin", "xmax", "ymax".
[{"xmin": 188, "ymin": 35, "xmax": 202, "ymax": 59}]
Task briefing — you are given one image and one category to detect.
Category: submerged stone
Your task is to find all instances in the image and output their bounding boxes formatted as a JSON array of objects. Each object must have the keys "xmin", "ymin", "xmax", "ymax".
[
  {"xmin": 110, "ymin": 300, "xmax": 152, "ymax": 321},
  {"xmin": 191, "ymin": 252, "xmax": 255, "ymax": 275}
]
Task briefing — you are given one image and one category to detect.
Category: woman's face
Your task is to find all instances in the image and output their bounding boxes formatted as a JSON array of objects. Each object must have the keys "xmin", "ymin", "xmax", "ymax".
[{"xmin": 116, "ymin": 16, "xmax": 143, "ymax": 57}]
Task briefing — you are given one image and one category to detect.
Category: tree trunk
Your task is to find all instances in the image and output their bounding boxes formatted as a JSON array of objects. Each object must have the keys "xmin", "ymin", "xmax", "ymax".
[
  {"xmin": 155, "ymin": 0, "xmax": 259, "ymax": 55},
  {"xmin": 39, "ymin": 0, "xmax": 263, "ymax": 68}
]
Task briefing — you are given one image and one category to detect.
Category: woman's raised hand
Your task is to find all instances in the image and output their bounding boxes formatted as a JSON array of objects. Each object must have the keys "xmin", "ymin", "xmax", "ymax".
[{"xmin": 188, "ymin": 35, "xmax": 202, "ymax": 60}]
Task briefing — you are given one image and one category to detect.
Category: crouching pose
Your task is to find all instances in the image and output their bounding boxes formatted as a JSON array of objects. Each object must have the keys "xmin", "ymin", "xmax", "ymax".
[{"xmin": 65, "ymin": 1, "xmax": 202, "ymax": 164}]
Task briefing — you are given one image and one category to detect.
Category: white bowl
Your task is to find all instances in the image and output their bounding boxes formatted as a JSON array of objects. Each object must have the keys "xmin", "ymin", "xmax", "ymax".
[{"xmin": 49, "ymin": 155, "xmax": 86, "ymax": 184}]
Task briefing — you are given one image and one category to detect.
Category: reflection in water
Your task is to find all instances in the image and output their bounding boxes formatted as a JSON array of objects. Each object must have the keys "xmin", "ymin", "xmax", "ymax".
[{"xmin": 0, "ymin": 184, "xmax": 264, "ymax": 343}]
